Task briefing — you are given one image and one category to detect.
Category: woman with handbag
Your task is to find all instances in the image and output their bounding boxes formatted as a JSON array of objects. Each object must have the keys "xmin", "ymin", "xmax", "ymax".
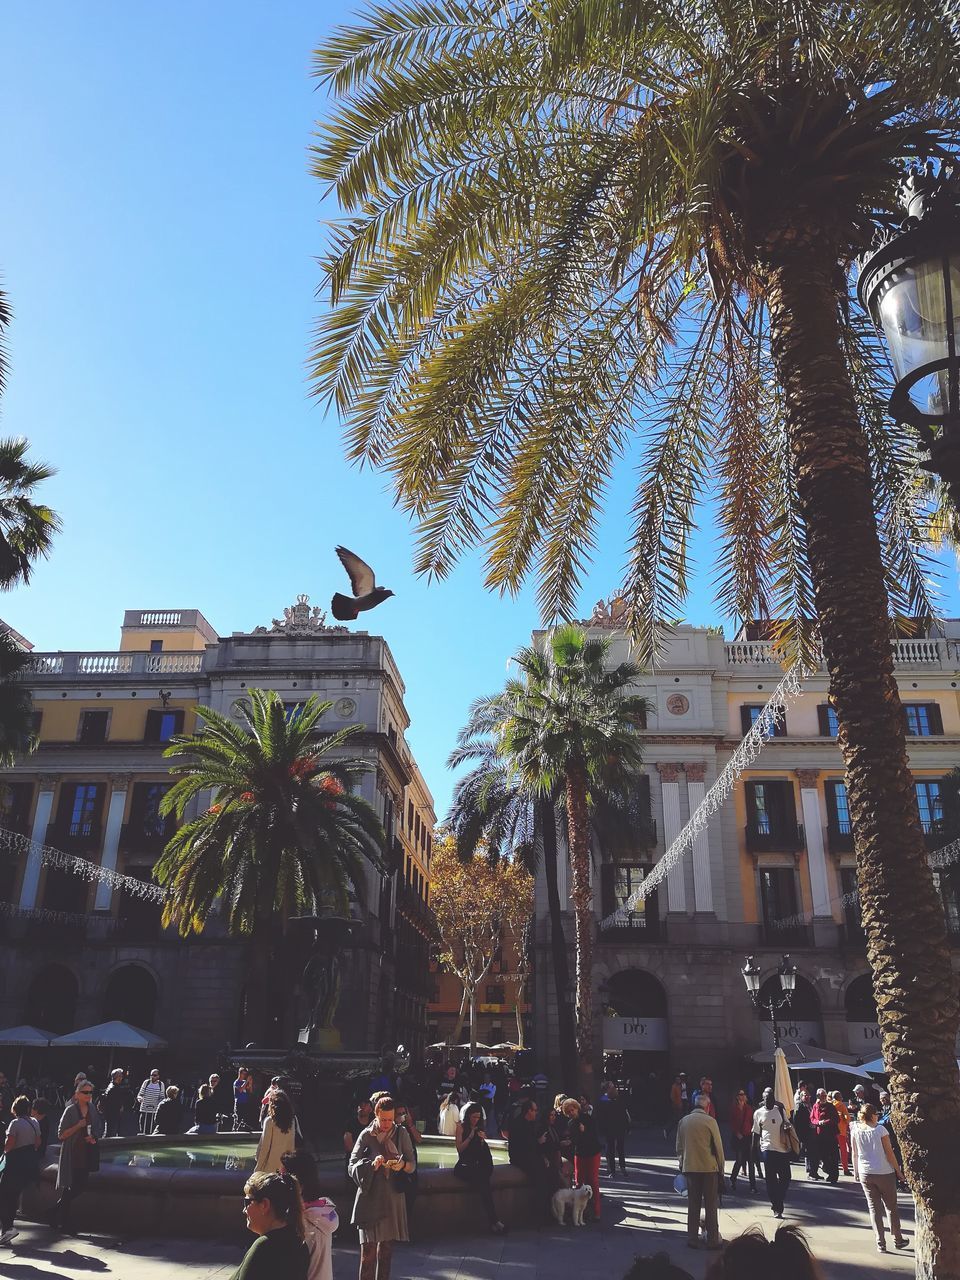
[
  {"xmin": 349, "ymin": 1095, "xmax": 416, "ymax": 1280},
  {"xmin": 52, "ymin": 1079, "xmax": 104, "ymax": 1232},
  {"xmin": 454, "ymin": 1103, "xmax": 506, "ymax": 1234},
  {"xmin": 0, "ymin": 1096, "xmax": 41, "ymax": 1244}
]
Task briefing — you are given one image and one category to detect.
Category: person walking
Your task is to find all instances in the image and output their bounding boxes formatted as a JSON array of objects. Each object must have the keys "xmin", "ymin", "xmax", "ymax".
[
  {"xmin": 52, "ymin": 1079, "xmax": 104, "ymax": 1232},
  {"xmin": 230, "ymin": 1171, "xmax": 309, "ymax": 1280},
  {"xmin": 751, "ymin": 1087, "xmax": 793, "ymax": 1220},
  {"xmin": 281, "ymin": 1151, "xmax": 339, "ymax": 1280},
  {"xmin": 256, "ymin": 1091, "xmax": 297, "ymax": 1174},
  {"xmin": 809, "ymin": 1090, "xmax": 839, "ymax": 1184},
  {"xmin": 728, "ymin": 1090, "xmax": 756, "ymax": 1193},
  {"xmin": 454, "ymin": 1102, "xmax": 506, "ymax": 1234},
  {"xmin": 676, "ymin": 1094, "xmax": 724, "ymax": 1251},
  {"xmin": 829, "ymin": 1092, "xmax": 851, "ymax": 1176},
  {"xmin": 349, "ymin": 1095, "xmax": 417, "ymax": 1280},
  {"xmin": 666, "ymin": 1074, "xmax": 688, "ymax": 1138},
  {"xmin": 137, "ymin": 1069, "xmax": 164, "ymax": 1135},
  {"xmin": 0, "ymin": 1096, "xmax": 41, "ymax": 1245},
  {"xmin": 597, "ymin": 1082, "xmax": 630, "ymax": 1179},
  {"xmin": 850, "ymin": 1103, "xmax": 908, "ymax": 1254},
  {"xmin": 99, "ymin": 1069, "xmax": 136, "ymax": 1138},
  {"xmin": 563, "ymin": 1097, "xmax": 602, "ymax": 1222},
  {"xmin": 690, "ymin": 1078, "xmax": 716, "ymax": 1119}
]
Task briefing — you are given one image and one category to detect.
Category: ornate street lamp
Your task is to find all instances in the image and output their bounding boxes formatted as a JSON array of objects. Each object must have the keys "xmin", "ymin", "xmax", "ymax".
[
  {"xmin": 858, "ymin": 160, "xmax": 960, "ymax": 501},
  {"xmin": 740, "ymin": 954, "xmax": 797, "ymax": 1051}
]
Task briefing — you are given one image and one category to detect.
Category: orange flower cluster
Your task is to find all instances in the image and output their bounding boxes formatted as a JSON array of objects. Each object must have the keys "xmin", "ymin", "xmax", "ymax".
[
  {"xmin": 208, "ymin": 803, "xmax": 222, "ymax": 815},
  {"xmin": 288, "ymin": 758, "xmax": 313, "ymax": 780},
  {"xmin": 239, "ymin": 791, "xmax": 255, "ymax": 803}
]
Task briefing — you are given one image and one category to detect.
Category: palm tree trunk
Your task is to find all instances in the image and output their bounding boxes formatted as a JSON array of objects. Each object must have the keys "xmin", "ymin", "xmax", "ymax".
[
  {"xmin": 564, "ymin": 764, "xmax": 595, "ymax": 1095},
  {"xmin": 764, "ymin": 234, "xmax": 960, "ymax": 1278},
  {"xmin": 539, "ymin": 799, "xmax": 579, "ymax": 1090}
]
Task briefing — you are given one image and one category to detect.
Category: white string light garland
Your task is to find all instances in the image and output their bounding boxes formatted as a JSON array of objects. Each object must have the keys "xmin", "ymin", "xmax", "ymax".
[
  {"xmin": 0, "ymin": 828, "xmax": 166, "ymax": 903},
  {"xmin": 599, "ymin": 661, "xmax": 806, "ymax": 928}
]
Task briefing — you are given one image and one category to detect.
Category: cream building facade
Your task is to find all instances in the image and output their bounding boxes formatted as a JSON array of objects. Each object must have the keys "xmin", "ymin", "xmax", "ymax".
[
  {"xmin": 531, "ymin": 614, "xmax": 960, "ymax": 1087},
  {"xmin": 0, "ymin": 601, "xmax": 435, "ymax": 1072}
]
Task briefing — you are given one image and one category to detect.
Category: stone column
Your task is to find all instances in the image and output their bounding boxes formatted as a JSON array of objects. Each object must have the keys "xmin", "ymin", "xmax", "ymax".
[
  {"xmin": 685, "ymin": 763, "xmax": 714, "ymax": 913},
  {"xmin": 94, "ymin": 777, "xmax": 130, "ymax": 912},
  {"xmin": 657, "ymin": 763, "xmax": 686, "ymax": 912},
  {"xmin": 19, "ymin": 779, "xmax": 57, "ymax": 910},
  {"xmin": 797, "ymin": 768, "xmax": 831, "ymax": 917}
]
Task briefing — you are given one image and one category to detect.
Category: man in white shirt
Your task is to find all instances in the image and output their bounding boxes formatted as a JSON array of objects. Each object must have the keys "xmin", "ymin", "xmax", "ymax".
[{"xmin": 752, "ymin": 1086, "xmax": 792, "ymax": 1219}]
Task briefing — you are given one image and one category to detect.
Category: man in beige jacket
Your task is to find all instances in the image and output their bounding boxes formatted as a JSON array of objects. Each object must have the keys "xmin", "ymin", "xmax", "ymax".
[{"xmin": 676, "ymin": 1093, "xmax": 725, "ymax": 1250}]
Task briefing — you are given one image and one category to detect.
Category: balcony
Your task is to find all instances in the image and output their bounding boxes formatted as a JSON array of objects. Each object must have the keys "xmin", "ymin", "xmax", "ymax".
[
  {"xmin": 758, "ymin": 922, "xmax": 813, "ymax": 947},
  {"xmin": 27, "ymin": 650, "xmax": 206, "ymax": 678},
  {"xmin": 396, "ymin": 878, "xmax": 436, "ymax": 937},
  {"xmin": 599, "ymin": 913, "xmax": 665, "ymax": 944},
  {"xmin": 745, "ymin": 821, "xmax": 804, "ymax": 854},
  {"xmin": 724, "ymin": 638, "xmax": 953, "ymax": 670},
  {"xmin": 44, "ymin": 820, "xmax": 102, "ymax": 855},
  {"xmin": 826, "ymin": 822, "xmax": 855, "ymax": 855},
  {"xmin": 119, "ymin": 819, "xmax": 175, "ymax": 855}
]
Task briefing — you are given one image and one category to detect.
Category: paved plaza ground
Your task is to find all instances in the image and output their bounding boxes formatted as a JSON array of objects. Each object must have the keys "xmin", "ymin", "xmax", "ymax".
[{"xmin": 0, "ymin": 1137, "xmax": 916, "ymax": 1280}]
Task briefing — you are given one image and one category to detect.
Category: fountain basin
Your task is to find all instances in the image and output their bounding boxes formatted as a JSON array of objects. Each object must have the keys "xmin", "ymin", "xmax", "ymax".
[{"xmin": 22, "ymin": 1134, "xmax": 534, "ymax": 1238}]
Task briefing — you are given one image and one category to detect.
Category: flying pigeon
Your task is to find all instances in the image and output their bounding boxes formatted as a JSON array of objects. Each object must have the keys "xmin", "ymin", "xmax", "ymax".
[{"xmin": 331, "ymin": 546, "xmax": 395, "ymax": 621}]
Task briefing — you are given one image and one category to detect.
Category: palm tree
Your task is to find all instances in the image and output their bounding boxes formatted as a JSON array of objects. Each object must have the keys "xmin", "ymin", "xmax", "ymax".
[
  {"xmin": 0, "ymin": 438, "xmax": 60, "ymax": 589},
  {"xmin": 0, "ymin": 629, "xmax": 38, "ymax": 765},
  {"xmin": 155, "ymin": 689, "xmax": 384, "ymax": 1044},
  {"xmin": 450, "ymin": 625, "xmax": 648, "ymax": 1087},
  {"xmin": 313, "ymin": 5, "xmax": 960, "ymax": 1263}
]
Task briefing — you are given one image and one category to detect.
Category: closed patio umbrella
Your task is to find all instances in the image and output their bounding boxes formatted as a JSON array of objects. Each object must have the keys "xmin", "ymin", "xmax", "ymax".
[{"xmin": 773, "ymin": 1047, "xmax": 794, "ymax": 1118}]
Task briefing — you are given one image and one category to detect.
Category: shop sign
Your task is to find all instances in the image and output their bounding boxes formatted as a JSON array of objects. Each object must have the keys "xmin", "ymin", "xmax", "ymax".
[
  {"xmin": 602, "ymin": 1017, "xmax": 669, "ymax": 1051},
  {"xmin": 759, "ymin": 1019, "xmax": 823, "ymax": 1048},
  {"xmin": 847, "ymin": 1021, "xmax": 882, "ymax": 1045}
]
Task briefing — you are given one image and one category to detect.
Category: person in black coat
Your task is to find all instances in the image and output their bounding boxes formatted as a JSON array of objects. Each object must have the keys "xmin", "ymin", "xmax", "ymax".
[
  {"xmin": 596, "ymin": 1082, "xmax": 631, "ymax": 1179},
  {"xmin": 562, "ymin": 1099, "xmax": 602, "ymax": 1223},
  {"xmin": 153, "ymin": 1086, "xmax": 184, "ymax": 1136},
  {"xmin": 507, "ymin": 1098, "xmax": 555, "ymax": 1219},
  {"xmin": 99, "ymin": 1070, "xmax": 137, "ymax": 1138}
]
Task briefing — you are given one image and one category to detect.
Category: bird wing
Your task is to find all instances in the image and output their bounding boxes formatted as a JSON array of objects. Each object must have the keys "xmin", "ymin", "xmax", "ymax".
[{"xmin": 335, "ymin": 546, "xmax": 376, "ymax": 596}]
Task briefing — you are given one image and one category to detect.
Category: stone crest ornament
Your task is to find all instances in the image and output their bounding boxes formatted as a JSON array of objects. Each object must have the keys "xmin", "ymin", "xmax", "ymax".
[
  {"xmin": 251, "ymin": 594, "xmax": 348, "ymax": 636},
  {"xmin": 666, "ymin": 693, "xmax": 689, "ymax": 715},
  {"xmin": 589, "ymin": 594, "xmax": 630, "ymax": 629}
]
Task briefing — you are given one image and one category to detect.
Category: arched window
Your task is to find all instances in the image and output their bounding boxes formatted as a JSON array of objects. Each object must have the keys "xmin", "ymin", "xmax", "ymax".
[
  {"xmin": 25, "ymin": 964, "xmax": 78, "ymax": 1035},
  {"xmin": 758, "ymin": 972, "xmax": 821, "ymax": 1021},
  {"xmin": 102, "ymin": 965, "xmax": 158, "ymax": 1030},
  {"xmin": 845, "ymin": 974, "xmax": 878, "ymax": 1024}
]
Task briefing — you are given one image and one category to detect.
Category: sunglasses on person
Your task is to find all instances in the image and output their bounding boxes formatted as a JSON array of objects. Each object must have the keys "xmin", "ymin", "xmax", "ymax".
[{"xmin": 79, "ymin": 1088, "xmax": 94, "ymax": 1096}]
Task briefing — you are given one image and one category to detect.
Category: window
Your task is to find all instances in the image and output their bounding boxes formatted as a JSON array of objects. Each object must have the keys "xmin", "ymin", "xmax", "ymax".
[
  {"xmin": 744, "ymin": 781, "xmax": 799, "ymax": 849},
  {"xmin": 78, "ymin": 709, "xmax": 109, "ymax": 744},
  {"xmin": 840, "ymin": 866, "xmax": 862, "ymax": 934},
  {"xmin": 143, "ymin": 708, "xmax": 184, "ymax": 743},
  {"xmin": 825, "ymin": 780, "xmax": 851, "ymax": 834},
  {"xmin": 600, "ymin": 861, "xmax": 655, "ymax": 927},
  {"xmin": 407, "ymin": 800, "xmax": 414, "ymax": 831},
  {"xmin": 915, "ymin": 780, "xmax": 944, "ymax": 834},
  {"xmin": 129, "ymin": 782, "xmax": 172, "ymax": 841},
  {"xmin": 0, "ymin": 782, "xmax": 33, "ymax": 835},
  {"xmin": 817, "ymin": 704, "xmax": 839, "ymax": 736},
  {"xmin": 741, "ymin": 705, "xmax": 786, "ymax": 737},
  {"xmin": 66, "ymin": 783, "xmax": 102, "ymax": 838},
  {"xmin": 933, "ymin": 870, "xmax": 960, "ymax": 934},
  {"xmin": 759, "ymin": 867, "xmax": 799, "ymax": 927},
  {"xmin": 282, "ymin": 702, "xmax": 305, "ymax": 723},
  {"xmin": 149, "ymin": 640, "xmax": 163, "ymax": 653},
  {"xmin": 485, "ymin": 985, "xmax": 505, "ymax": 1005},
  {"xmin": 904, "ymin": 703, "xmax": 943, "ymax": 736}
]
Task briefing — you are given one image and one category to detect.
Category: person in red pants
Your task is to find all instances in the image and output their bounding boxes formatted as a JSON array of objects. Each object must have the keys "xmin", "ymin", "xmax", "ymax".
[{"xmin": 562, "ymin": 1098, "xmax": 602, "ymax": 1222}]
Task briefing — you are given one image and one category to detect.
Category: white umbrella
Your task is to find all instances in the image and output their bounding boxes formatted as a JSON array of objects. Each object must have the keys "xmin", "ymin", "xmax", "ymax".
[
  {"xmin": 0, "ymin": 1025, "xmax": 56, "ymax": 1080},
  {"xmin": 773, "ymin": 1047, "xmax": 794, "ymax": 1118},
  {"xmin": 51, "ymin": 1020, "xmax": 167, "ymax": 1071},
  {"xmin": 488, "ymin": 1043, "xmax": 521, "ymax": 1052}
]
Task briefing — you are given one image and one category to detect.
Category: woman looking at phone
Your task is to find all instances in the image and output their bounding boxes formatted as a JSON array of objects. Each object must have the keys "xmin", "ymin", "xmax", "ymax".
[{"xmin": 348, "ymin": 1095, "xmax": 415, "ymax": 1280}]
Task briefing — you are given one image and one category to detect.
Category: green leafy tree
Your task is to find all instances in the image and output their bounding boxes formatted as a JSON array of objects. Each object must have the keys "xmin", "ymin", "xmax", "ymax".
[
  {"xmin": 450, "ymin": 625, "xmax": 648, "ymax": 1088},
  {"xmin": 0, "ymin": 629, "xmax": 38, "ymax": 765},
  {"xmin": 156, "ymin": 689, "xmax": 384, "ymax": 1043},
  {"xmin": 313, "ymin": 4, "xmax": 960, "ymax": 1263}
]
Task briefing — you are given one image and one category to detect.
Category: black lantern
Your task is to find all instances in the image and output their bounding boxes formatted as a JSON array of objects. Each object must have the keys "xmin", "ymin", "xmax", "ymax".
[
  {"xmin": 740, "ymin": 954, "xmax": 796, "ymax": 1051},
  {"xmin": 858, "ymin": 161, "xmax": 960, "ymax": 495}
]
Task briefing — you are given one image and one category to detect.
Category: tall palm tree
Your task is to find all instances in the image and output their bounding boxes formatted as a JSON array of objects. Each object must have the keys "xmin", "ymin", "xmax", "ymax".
[
  {"xmin": 313, "ymin": 4, "xmax": 960, "ymax": 1263},
  {"xmin": 0, "ymin": 438, "xmax": 60, "ymax": 590},
  {"xmin": 156, "ymin": 689, "xmax": 384, "ymax": 1044},
  {"xmin": 451, "ymin": 625, "xmax": 648, "ymax": 1087}
]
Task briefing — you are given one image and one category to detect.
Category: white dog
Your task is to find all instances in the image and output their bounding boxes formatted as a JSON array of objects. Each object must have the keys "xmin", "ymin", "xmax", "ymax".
[{"xmin": 551, "ymin": 1183, "xmax": 593, "ymax": 1227}]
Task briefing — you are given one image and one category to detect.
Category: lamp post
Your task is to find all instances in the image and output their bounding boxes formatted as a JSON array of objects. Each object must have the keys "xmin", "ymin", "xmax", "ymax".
[
  {"xmin": 858, "ymin": 159, "xmax": 960, "ymax": 504},
  {"xmin": 741, "ymin": 954, "xmax": 797, "ymax": 1051}
]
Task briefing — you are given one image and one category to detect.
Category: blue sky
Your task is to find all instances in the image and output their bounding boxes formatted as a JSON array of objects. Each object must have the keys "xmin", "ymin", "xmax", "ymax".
[{"xmin": 2, "ymin": 4, "xmax": 958, "ymax": 818}]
